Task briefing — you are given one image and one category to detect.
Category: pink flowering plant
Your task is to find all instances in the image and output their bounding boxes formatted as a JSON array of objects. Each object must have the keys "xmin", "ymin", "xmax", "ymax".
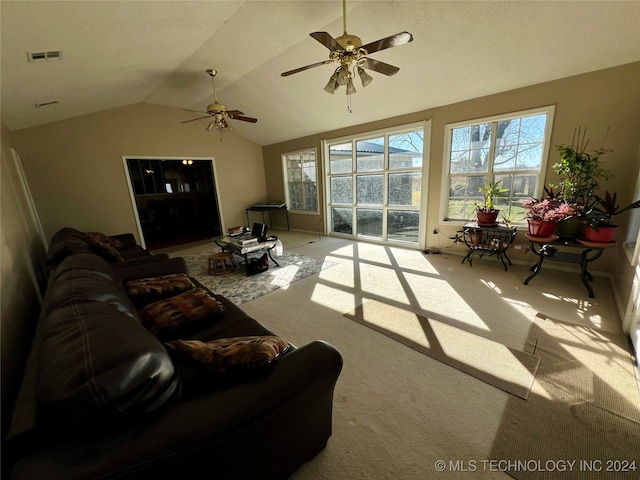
[{"xmin": 522, "ymin": 187, "xmax": 576, "ymax": 222}]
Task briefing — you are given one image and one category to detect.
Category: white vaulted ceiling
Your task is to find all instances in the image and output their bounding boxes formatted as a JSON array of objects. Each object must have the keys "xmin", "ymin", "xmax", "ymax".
[{"xmin": 1, "ymin": 1, "xmax": 639, "ymax": 146}]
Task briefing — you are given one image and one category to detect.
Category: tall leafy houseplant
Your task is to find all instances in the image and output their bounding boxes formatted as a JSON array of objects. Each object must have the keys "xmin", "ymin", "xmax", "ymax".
[{"xmin": 553, "ymin": 128, "xmax": 611, "ymax": 207}]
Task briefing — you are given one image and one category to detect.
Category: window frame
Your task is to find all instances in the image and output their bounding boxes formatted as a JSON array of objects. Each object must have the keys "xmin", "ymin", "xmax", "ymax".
[
  {"xmin": 440, "ymin": 105, "xmax": 556, "ymax": 225},
  {"xmin": 624, "ymin": 165, "xmax": 640, "ymax": 265},
  {"xmin": 281, "ymin": 147, "xmax": 319, "ymax": 215},
  {"xmin": 323, "ymin": 120, "xmax": 430, "ymax": 247}
]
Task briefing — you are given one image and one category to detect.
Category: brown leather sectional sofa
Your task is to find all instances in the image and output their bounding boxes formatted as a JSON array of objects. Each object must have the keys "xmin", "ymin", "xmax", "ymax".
[{"xmin": 4, "ymin": 229, "xmax": 343, "ymax": 479}]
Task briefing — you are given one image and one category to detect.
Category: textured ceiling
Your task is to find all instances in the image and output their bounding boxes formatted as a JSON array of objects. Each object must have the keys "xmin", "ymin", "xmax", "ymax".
[{"xmin": 1, "ymin": 1, "xmax": 639, "ymax": 146}]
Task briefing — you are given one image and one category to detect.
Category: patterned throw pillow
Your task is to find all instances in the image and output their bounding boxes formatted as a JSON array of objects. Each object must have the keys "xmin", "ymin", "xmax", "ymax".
[
  {"xmin": 84, "ymin": 232, "xmax": 125, "ymax": 249},
  {"xmin": 164, "ymin": 336, "xmax": 290, "ymax": 373},
  {"xmin": 140, "ymin": 288, "xmax": 224, "ymax": 335},
  {"xmin": 126, "ymin": 273, "xmax": 195, "ymax": 297},
  {"xmin": 84, "ymin": 232, "xmax": 125, "ymax": 261}
]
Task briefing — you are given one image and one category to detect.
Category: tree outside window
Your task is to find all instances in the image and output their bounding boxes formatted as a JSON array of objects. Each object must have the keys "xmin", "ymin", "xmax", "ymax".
[{"xmin": 444, "ymin": 107, "xmax": 554, "ymax": 224}]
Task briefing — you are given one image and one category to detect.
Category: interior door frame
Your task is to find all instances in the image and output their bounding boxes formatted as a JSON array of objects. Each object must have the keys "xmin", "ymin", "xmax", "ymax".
[{"xmin": 121, "ymin": 155, "xmax": 222, "ymax": 249}]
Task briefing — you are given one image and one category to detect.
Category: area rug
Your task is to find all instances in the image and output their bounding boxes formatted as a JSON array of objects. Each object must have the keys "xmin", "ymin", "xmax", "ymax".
[
  {"xmin": 343, "ymin": 300, "xmax": 540, "ymax": 399},
  {"xmin": 490, "ymin": 314, "xmax": 640, "ymax": 479},
  {"xmin": 184, "ymin": 249, "xmax": 336, "ymax": 305}
]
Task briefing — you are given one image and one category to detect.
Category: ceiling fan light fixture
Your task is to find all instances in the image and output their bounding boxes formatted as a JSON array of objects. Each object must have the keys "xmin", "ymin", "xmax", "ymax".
[
  {"xmin": 324, "ymin": 71, "xmax": 339, "ymax": 94},
  {"xmin": 346, "ymin": 77, "xmax": 356, "ymax": 95},
  {"xmin": 280, "ymin": 0, "xmax": 413, "ymax": 112},
  {"xmin": 336, "ymin": 65, "xmax": 350, "ymax": 85},
  {"xmin": 357, "ymin": 66, "xmax": 373, "ymax": 87},
  {"xmin": 182, "ymin": 68, "xmax": 256, "ymax": 140}
]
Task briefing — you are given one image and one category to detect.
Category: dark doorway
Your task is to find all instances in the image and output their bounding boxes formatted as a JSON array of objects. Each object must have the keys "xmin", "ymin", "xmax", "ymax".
[{"xmin": 126, "ymin": 158, "xmax": 222, "ymax": 249}]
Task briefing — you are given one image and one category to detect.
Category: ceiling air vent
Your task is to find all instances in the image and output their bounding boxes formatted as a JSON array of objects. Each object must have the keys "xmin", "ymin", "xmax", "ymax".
[
  {"xmin": 27, "ymin": 50, "xmax": 62, "ymax": 63},
  {"xmin": 35, "ymin": 100, "xmax": 59, "ymax": 108}
]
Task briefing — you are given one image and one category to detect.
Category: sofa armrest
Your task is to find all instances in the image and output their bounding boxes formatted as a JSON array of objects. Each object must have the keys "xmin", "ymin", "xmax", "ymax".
[
  {"xmin": 111, "ymin": 233, "xmax": 138, "ymax": 247},
  {"xmin": 116, "ymin": 257, "xmax": 189, "ymax": 283},
  {"xmin": 8, "ymin": 341, "xmax": 343, "ymax": 480}
]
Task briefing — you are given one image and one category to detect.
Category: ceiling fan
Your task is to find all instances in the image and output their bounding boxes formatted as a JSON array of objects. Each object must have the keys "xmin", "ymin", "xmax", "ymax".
[
  {"xmin": 281, "ymin": 0, "xmax": 413, "ymax": 108},
  {"xmin": 182, "ymin": 69, "xmax": 257, "ymax": 139}
]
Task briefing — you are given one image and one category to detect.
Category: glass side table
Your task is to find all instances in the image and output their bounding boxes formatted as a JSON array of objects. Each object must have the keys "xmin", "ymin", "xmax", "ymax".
[{"xmin": 213, "ymin": 235, "xmax": 280, "ymax": 276}]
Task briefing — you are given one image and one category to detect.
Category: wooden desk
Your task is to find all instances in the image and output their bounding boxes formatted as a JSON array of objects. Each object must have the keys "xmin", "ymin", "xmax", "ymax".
[
  {"xmin": 523, "ymin": 234, "xmax": 616, "ymax": 298},
  {"xmin": 246, "ymin": 203, "xmax": 290, "ymax": 230}
]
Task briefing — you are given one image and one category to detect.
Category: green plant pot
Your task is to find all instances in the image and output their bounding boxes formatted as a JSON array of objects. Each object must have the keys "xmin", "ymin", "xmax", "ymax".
[{"xmin": 555, "ymin": 218, "xmax": 583, "ymax": 239}]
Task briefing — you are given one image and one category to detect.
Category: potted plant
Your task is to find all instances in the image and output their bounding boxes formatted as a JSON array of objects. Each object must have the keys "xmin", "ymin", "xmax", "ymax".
[
  {"xmin": 475, "ymin": 180, "xmax": 509, "ymax": 227},
  {"xmin": 583, "ymin": 191, "xmax": 640, "ymax": 243},
  {"xmin": 553, "ymin": 128, "xmax": 612, "ymax": 207},
  {"xmin": 522, "ymin": 186, "xmax": 576, "ymax": 237}
]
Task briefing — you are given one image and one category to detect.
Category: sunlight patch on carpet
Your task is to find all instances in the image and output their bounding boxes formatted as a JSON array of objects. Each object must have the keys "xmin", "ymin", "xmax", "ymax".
[
  {"xmin": 491, "ymin": 315, "xmax": 640, "ymax": 480},
  {"xmin": 344, "ymin": 300, "xmax": 540, "ymax": 399}
]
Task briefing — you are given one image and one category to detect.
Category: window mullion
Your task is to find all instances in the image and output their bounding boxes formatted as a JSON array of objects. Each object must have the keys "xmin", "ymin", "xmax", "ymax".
[{"xmin": 487, "ymin": 122, "xmax": 498, "ymax": 183}]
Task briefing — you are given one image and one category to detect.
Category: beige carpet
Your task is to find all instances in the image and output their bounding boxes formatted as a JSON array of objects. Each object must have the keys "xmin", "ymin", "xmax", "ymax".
[
  {"xmin": 166, "ymin": 233, "xmax": 629, "ymax": 480},
  {"xmin": 344, "ymin": 300, "xmax": 540, "ymax": 399},
  {"xmin": 491, "ymin": 314, "xmax": 640, "ymax": 479}
]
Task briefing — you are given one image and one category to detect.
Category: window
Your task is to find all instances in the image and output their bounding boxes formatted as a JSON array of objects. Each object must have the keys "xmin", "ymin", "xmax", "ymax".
[
  {"xmin": 325, "ymin": 122, "xmax": 427, "ymax": 245},
  {"xmin": 282, "ymin": 148, "xmax": 318, "ymax": 213},
  {"xmin": 442, "ymin": 106, "xmax": 555, "ymax": 224}
]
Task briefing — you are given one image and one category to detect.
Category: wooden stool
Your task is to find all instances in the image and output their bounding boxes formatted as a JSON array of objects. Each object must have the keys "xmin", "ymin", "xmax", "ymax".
[{"xmin": 208, "ymin": 251, "xmax": 236, "ymax": 275}]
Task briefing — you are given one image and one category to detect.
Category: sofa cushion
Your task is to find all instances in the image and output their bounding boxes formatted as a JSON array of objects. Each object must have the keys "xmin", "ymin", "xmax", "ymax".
[
  {"xmin": 165, "ymin": 335, "xmax": 290, "ymax": 373},
  {"xmin": 140, "ymin": 288, "xmax": 225, "ymax": 335},
  {"xmin": 37, "ymin": 299, "xmax": 179, "ymax": 428},
  {"xmin": 45, "ymin": 253, "xmax": 137, "ymax": 319}
]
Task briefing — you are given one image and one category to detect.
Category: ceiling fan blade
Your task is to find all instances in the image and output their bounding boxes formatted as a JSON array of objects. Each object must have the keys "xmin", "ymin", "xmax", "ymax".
[
  {"xmin": 181, "ymin": 116, "xmax": 212, "ymax": 124},
  {"xmin": 281, "ymin": 59, "xmax": 334, "ymax": 77},
  {"xmin": 184, "ymin": 109, "xmax": 209, "ymax": 114},
  {"xmin": 230, "ymin": 115, "xmax": 258, "ymax": 123},
  {"xmin": 310, "ymin": 31, "xmax": 345, "ymax": 51},
  {"xmin": 361, "ymin": 31, "xmax": 413, "ymax": 55},
  {"xmin": 361, "ymin": 57, "xmax": 400, "ymax": 76},
  {"xmin": 225, "ymin": 110, "xmax": 245, "ymax": 117}
]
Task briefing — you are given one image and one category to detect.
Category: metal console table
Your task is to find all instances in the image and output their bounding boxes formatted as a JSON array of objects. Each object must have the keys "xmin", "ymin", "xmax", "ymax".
[
  {"xmin": 462, "ymin": 223, "xmax": 517, "ymax": 271},
  {"xmin": 523, "ymin": 234, "xmax": 615, "ymax": 298},
  {"xmin": 245, "ymin": 203, "xmax": 290, "ymax": 230}
]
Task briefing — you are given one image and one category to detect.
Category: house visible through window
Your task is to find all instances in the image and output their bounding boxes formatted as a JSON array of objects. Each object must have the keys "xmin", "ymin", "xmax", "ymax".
[
  {"xmin": 325, "ymin": 122, "xmax": 427, "ymax": 245},
  {"xmin": 282, "ymin": 148, "xmax": 318, "ymax": 213},
  {"xmin": 442, "ymin": 106, "xmax": 555, "ymax": 224}
]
